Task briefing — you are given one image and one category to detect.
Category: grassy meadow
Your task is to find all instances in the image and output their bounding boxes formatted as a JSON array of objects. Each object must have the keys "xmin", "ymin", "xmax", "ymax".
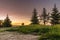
[{"xmin": 3, "ymin": 24, "xmax": 60, "ymax": 40}]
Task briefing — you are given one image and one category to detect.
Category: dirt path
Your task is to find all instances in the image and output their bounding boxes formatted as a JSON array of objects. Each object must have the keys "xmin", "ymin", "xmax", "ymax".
[{"xmin": 0, "ymin": 32, "xmax": 40, "ymax": 40}]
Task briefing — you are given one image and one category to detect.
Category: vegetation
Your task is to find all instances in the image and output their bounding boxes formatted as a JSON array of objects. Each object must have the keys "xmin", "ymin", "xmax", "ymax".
[
  {"xmin": 51, "ymin": 4, "xmax": 60, "ymax": 25},
  {"xmin": 41, "ymin": 8, "xmax": 47, "ymax": 25},
  {"xmin": 39, "ymin": 33, "xmax": 60, "ymax": 40},
  {"xmin": 6, "ymin": 25, "xmax": 50, "ymax": 34},
  {"xmin": 0, "ymin": 20, "xmax": 3, "ymax": 27},
  {"xmin": 31, "ymin": 8, "xmax": 39, "ymax": 24},
  {"xmin": 39, "ymin": 25, "xmax": 60, "ymax": 40},
  {"xmin": 5, "ymin": 24, "xmax": 60, "ymax": 40},
  {"xmin": 2, "ymin": 14, "xmax": 12, "ymax": 27}
]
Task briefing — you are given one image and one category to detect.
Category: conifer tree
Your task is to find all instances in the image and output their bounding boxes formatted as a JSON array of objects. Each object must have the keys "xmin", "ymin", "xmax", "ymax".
[
  {"xmin": 3, "ymin": 14, "xmax": 12, "ymax": 27},
  {"xmin": 51, "ymin": 4, "xmax": 60, "ymax": 25},
  {"xmin": 31, "ymin": 8, "xmax": 39, "ymax": 24},
  {"xmin": 42, "ymin": 8, "xmax": 47, "ymax": 25}
]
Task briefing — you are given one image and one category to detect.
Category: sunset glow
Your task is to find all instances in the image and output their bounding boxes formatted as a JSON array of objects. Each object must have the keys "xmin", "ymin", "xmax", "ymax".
[{"xmin": 0, "ymin": 0, "xmax": 60, "ymax": 25}]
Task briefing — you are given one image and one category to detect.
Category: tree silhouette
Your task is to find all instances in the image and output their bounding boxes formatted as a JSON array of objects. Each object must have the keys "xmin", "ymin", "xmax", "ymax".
[
  {"xmin": 31, "ymin": 8, "xmax": 39, "ymax": 24},
  {"xmin": 3, "ymin": 14, "xmax": 12, "ymax": 27},
  {"xmin": 0, "ymin": 20, "xmax": 3, "ymax": 27},
  {"xmin": 51, "ymin": 4, "xmax": 60, "ymax": 25},
  {"xmin": 41, "ymin": 8, "xmax": 47, "ymax": 25}
]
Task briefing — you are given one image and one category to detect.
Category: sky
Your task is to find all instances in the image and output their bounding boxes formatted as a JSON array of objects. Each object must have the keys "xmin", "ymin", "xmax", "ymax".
[{"xmin": 0, "ymin": 0, "xmax": 60, "ymax": 25}]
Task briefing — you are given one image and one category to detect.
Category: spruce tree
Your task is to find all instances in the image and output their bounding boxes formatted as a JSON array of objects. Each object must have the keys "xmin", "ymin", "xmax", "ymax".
[
  {"xmin": 51, "ymin": 4, "xmax": 60, "ymax": 25},
  {"xmin": 3, "ymin": 14, "xmax": 12, "ymax": 27},
  {"xmin": 41, "ymin": 8, "xmax": 47, "ymax": 25},
  {"xmin": 31, "ymin": 8, "xmax": 39, "ymax": 24}
]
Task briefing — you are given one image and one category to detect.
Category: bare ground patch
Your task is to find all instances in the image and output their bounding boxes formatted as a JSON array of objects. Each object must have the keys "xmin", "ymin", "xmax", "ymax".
[{"xmin": 0, "ymin": 31, "xmax": 39, "ymax": 40}]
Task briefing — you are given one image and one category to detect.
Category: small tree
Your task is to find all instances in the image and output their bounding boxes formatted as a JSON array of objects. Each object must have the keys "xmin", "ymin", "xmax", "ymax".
[
  {"xmin": 0, "ymin": 20, "xmax": 3, "ymax": 27},
  {"xmin": 3, "ymin": 14, "xmax": 12, "ymax": 27},
  {"xmin": 31, "ymin": 8, "xmax": 39, "ymax": 24},
  {"xmin": 51, "ymin": 4, "xmax": 60, "ymax": 25},
  {"xmin": 41, "ymin": 8, "xmax": 47, "ymax": 25}
]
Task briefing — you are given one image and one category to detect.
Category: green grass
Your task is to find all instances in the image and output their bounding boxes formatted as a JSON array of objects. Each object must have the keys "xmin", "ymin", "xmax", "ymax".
[
  {"xmin": 18, "ymin": 25, "xmax": 50, "ymax": 34},
  {"xmin": 6, "ymin": 24, "xmax": 51, "ymax": 35},
  {"xmin": 5, "ymin": 24, "xmax": 60, "ymax": 40},
  {"xmin": 39, "ymin": 24, "xmax": 60, "ymax": 40}
]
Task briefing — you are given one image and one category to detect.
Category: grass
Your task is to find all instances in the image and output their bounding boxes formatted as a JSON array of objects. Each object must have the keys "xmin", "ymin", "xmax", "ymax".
[
  {"xmin": 6, "ymin": 25, "xmax": 50, "ymax": 34},
  {"xmin": 39, "ymin": 24, "xmax": 60, "ymax": 40},
  {"xmin": 5, "ymin": 24, "xmax": 60, "ymax": 40}
]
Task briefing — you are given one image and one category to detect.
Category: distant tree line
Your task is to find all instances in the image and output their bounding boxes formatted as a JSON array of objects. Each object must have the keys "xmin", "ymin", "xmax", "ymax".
[{"xmin": 31, "ymin": 4, "xmax": 60, "ymax": 25}]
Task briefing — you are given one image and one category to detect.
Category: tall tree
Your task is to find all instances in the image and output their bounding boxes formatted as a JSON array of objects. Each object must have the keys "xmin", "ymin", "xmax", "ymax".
[
  {"xmin": 51, "ymin": 4, "xmax": 60, "ymax": 25},
  {"xmin": 41, "ymin": 8, "xmax": 47, "ymax": 25},
  {"xmin": 3, "ymin": 14, "xmax": 12, "ymax": 27},
  {"xmin": 31, "ymin": 8, "xmax": 39, "ymax": 24}
]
